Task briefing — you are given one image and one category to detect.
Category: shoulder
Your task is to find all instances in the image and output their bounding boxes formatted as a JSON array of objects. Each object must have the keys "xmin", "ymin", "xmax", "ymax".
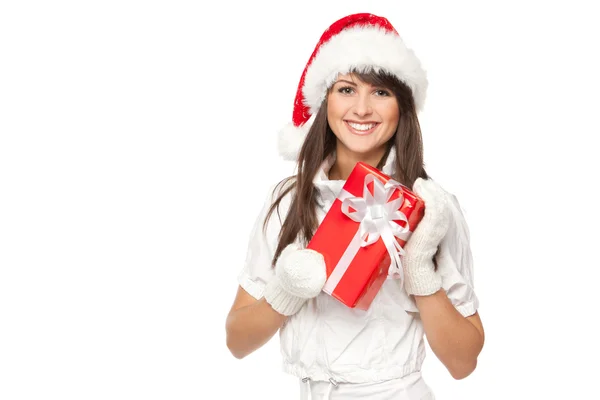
[
  {"xmin": 261, "ymin": 176, "xmax": 297, "ymax": 227},
  {"xmin": 269, "ymin": 176, "xmax": 296, "ymax": 202},
  {"xmin": 265, "ymin": 176, "xmax": 296, "ymax": 209},
  {"xmin": 431, "ymin": 181, "xmax": 476, "ymax": 279},
  {"xmin": 428, "ymin": 178, "xmax": 471, "ymax": 244}
]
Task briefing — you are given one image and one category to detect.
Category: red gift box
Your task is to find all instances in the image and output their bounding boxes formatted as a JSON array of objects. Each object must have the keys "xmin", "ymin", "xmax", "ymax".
[{"xmin": 307, "ymin": 162, "xmax": 425, "ymax": 310}]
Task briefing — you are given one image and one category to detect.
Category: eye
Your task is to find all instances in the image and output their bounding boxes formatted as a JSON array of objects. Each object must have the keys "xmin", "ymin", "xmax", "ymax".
[
  {"xmin": 374, "ymin": 89, "xmax": 391, "ymax": 96},
  {"xmin": 337, "ymin": 86, "xmax": 355, "ymax": 94}
]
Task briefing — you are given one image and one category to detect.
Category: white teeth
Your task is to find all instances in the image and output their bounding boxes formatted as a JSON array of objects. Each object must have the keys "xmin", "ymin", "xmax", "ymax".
[{"xmin": 348, "ymin": 122, "xmax": 376, "ymax": 131}]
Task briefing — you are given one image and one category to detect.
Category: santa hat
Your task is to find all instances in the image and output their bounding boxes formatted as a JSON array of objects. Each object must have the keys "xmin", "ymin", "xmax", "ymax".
[{"xmin": 278, "ymin": 13, "xmax": 428, "ymax": 161}]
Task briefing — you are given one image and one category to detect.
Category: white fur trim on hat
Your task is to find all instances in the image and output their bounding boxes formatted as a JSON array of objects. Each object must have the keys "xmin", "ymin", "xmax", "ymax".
[{"xmin": 303, "ymin": 26, "xmax": 428, "ymax": 114}]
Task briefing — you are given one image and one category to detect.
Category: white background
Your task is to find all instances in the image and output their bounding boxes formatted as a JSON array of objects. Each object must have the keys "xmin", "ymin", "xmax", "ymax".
[{"xmin": 1, "ymin": 0, "xmax": 599, "ymax": 399}]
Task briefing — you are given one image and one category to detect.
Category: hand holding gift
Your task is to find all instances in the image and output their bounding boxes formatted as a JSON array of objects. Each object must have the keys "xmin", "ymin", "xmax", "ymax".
[
  {"xmin": 401, "ymin": 178, "xmax": 451, "ymax": 296},
  {"xmin": 264, "ymin": 243, "xmax": 327, "ymax": 316}
]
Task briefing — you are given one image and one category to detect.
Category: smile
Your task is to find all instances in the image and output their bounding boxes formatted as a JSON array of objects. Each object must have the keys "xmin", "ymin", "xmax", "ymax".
[{"xmin": 344, "ymin": 121, "xmax": 380, "ymax": 136}]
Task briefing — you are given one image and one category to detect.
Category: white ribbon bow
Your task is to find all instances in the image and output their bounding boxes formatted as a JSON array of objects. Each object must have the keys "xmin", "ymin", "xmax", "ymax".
[{"xmin": 340, "ymin": 174, "xmax": 411, "ymax": 280}]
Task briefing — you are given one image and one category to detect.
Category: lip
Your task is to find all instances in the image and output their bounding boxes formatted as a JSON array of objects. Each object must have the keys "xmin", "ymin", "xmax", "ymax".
[{"xmin": 344, "ymin": 120, "xmax": 380, "ymax": 136}]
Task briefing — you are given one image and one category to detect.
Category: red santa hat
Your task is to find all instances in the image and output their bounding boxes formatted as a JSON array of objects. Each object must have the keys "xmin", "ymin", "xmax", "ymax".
[{"xmin": 278, "ymin": 13, "xmax": 428, "ymax": 161}]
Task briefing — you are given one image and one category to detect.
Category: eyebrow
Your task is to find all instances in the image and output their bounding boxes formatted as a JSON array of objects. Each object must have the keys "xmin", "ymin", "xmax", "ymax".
[{"xmin": 333, "ymin": 79, "xmax": 357, "ymax": 86}]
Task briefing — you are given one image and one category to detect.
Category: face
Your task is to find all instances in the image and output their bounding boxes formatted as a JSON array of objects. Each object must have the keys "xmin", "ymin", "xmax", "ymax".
[{"xmin": 327, "ymin": 73, "xmax": 399, "ymax": 161}]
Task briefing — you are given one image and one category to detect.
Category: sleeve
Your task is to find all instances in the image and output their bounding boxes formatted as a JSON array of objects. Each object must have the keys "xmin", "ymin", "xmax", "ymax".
[
  {"xmin": 236, "ymin": 182, "xmax": 290, "ymax": 300},
  {"xmin": 436, "ymin": 194, "xmax": 480, "ymax": 317}
]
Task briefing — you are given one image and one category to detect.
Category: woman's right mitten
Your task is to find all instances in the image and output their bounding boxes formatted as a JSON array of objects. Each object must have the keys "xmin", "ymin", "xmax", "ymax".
[{"xmin": 264, "ymin": 243, "xmax": 327, "ymax": 316}]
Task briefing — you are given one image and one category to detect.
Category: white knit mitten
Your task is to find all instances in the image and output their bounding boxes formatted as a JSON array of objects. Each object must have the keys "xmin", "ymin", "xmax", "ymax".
[
  {"xmin": 402, "ymin": 178, "xmax": 451, "ymax": 296},
  {"xmin": 264, "ymin": 243, "xmax": 327, "ymax": 316}
]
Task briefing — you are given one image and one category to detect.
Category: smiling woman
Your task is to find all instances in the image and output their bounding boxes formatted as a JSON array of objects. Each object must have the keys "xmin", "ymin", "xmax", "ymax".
[{"xmin": 225, "ymin": 12, "xmax": 484, "ymax": 400}]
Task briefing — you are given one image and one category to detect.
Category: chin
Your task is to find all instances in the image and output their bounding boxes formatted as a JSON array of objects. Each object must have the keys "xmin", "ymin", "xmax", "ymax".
[
  {"xmin": 347, "ymin": 148, "xmax": 379, "ymax": 157},
  {"xmin": 339, "ymin": 139, "xmax": 385, "ymax": 158}
]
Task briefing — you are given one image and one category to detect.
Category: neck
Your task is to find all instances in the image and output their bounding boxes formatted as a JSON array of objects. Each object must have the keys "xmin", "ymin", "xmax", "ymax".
[{"xmin": 329, "ymin": 144, "xmax": 387, "ymax": 180}]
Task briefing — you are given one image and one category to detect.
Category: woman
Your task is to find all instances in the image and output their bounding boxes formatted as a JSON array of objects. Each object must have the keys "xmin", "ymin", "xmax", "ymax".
[{"xmin": 226, "ymin": 13, "xmax": 484, "ymax": 399}]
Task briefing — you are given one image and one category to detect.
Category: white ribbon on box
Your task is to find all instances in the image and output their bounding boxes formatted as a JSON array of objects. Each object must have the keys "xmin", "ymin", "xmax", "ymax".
[{"xmin": 322, "ymin": 174, "xmax": 414, "ymax": 294}]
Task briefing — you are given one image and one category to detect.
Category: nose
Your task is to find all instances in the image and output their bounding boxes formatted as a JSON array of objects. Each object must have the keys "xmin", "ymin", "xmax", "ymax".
[{"xmin": 352, "ymin": 93, "xmax": 373, "ymax": 117}]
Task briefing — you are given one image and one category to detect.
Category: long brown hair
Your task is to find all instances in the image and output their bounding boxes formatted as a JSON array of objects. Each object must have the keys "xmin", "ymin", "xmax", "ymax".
[{"xmin": 265, "ymin": 69, "xmax": 430, "ymax": 266}]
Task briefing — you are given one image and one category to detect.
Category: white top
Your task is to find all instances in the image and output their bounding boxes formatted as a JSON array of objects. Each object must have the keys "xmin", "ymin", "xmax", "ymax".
[{"xmin": 237, "ymin": 152, "xmax": 479, "ymax": 393}]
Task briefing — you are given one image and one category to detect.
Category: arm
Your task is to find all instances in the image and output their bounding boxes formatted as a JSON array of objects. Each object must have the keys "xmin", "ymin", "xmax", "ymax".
[
  {"xmin": 225, "ymin": 286, "xmax": 287, "ymax": 359},
  {"xmin": 403, "ymin": 178, "xmax": 484, "ymax": 379},
  {"xmin": 415, "ymin": 291, "xmax": 484, "ymax": 379},
  {"xmin": 226, "ymin": 243, "xmax": 327, "ymax": 359}
]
